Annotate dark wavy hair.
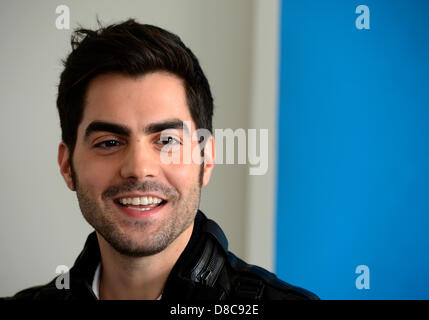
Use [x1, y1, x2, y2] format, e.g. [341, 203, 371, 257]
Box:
[56, 18, 214, 156]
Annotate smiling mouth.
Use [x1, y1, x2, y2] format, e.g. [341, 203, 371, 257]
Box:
[114, 196, 167, 211]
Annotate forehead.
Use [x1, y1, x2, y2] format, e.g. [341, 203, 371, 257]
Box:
[80, 71, 194, 132]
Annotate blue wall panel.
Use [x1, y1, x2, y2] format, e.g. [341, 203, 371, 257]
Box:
[276, 0, 429, 299]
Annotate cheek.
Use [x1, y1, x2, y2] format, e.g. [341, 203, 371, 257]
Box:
[74, 156, 117, 195]
[163, 163, 201, 189]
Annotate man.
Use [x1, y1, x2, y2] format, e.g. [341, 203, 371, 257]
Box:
[9, 19, 317, 300]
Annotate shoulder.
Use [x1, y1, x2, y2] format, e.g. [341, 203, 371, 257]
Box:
[198, 213, 319, 300]
[5, 279, 70, 300]
[224, 252, 319, 300]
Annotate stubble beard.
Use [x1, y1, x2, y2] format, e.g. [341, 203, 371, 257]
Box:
[70, 162, 203, 258]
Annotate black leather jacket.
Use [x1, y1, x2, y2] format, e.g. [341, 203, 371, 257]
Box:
[7, 211, 318, 300]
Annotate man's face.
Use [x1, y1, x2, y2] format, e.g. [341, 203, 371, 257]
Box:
[58, 71, 214, 257]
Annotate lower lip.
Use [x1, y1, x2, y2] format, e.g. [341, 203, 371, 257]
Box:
[114, 201, 166, 219]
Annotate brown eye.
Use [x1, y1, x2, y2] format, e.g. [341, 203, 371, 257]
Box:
[94, 140, 121, 149]
[157, 136, 181, 145]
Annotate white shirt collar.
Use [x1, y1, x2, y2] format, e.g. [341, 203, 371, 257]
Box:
[91, 262, 101, 299]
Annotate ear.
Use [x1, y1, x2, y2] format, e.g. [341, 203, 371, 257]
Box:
[201, 135, 215, 187]
[58, 142, 76, 191]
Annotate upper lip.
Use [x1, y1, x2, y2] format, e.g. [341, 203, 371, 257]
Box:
[113, 193, 167, 201]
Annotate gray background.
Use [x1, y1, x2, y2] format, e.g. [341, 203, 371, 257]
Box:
[0, 0, 278, 296]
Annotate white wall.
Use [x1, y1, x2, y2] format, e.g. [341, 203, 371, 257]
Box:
[245, 0, 279, 272]
[0, 0, 278, 296]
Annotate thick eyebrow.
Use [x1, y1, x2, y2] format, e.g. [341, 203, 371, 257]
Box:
[84, 119, 190, 142]
[84, 121, 131, 142]
[144, 119, 190, 136]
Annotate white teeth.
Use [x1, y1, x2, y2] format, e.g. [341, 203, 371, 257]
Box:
[118, 196, 163, 205]
[129, 207, 151, 211]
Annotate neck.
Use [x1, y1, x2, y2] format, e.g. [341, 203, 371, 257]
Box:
[96, 223, 194, 300]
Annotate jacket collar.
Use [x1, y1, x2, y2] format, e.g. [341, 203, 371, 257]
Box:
[68, 210, 228, 300]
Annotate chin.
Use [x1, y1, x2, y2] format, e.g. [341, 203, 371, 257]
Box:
[101, 224, 172, 257]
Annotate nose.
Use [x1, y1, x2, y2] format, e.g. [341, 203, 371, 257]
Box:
[120, 140, 159, 181]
